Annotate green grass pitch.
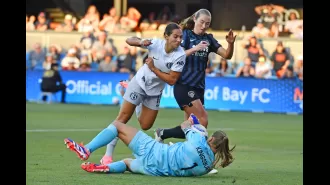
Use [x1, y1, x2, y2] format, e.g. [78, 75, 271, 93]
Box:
[26, 102, 302, 185]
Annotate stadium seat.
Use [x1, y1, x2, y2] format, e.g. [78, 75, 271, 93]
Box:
[90, 62, 99, 71]
[26, 52, 30, 61]
[59, 53, 66, 61]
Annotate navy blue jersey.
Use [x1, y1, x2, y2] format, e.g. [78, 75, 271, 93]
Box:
[177, 29, 222, 89]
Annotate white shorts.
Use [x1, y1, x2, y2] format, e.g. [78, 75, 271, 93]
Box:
[123, 77, 162, 110]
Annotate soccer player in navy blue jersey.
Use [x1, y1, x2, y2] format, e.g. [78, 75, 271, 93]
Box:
[154, 9, 237, 173]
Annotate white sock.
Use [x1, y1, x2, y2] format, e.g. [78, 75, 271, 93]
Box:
[135, 103, 142, 119]
[105, 137, 119, 157]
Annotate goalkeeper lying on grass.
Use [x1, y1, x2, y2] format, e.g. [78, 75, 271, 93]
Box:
[64, 114, 235, 176]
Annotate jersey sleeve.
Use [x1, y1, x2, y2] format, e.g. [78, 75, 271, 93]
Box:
[207, 33, 222, 53]
[183, 126, 205, 144]
[142, 38, 159, 50]
[170, 54, 186, 72]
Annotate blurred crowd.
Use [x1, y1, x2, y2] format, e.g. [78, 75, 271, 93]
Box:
[26, 5, 177, 33]
[26, 4, 303, 81]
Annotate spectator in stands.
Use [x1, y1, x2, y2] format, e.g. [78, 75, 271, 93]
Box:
[40, 63, 66, 103]
[26, 15, 35, 31]
[268, 22, 279, 38]
[78, 61, 91, 72]
[242, 36, 264, 65]
[81, 53, 91, 63]
[117, 45, 137, 73]
[35, 12, 50, 31]
[42, 53, 56, 70]
[71, 44, 82, 59]
[99, 7, 120, 33]
[255, 55, 272, 79]
[284, 12, 303, 39]
[157, 14, 171, 32]
[55, 14, 75, 32]
[76, 5, 100, 32]
[236, 57, 255, 78]
[61, 48, 80, 70]
[67, 62, 78, 71]
[119, 7, 141, 32]
[91, 31, 114, 63]
[294, 55, 303, 80]
[29, 15, 36, 24]
[157, 6, 173, 23]
[270, 41, 290, 79]
[139, 12, 158, 31]
[251, 19, 270, 38]
[79, 28, 95, 61]
[28, 43, 46, 69]
[98, 53, 117, 72]
[254, 4, 285, 29]
[48, 44, 62, 61]
[77, 19, 95, 33]
[215, 58, 233, 77]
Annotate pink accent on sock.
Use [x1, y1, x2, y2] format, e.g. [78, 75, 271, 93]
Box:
[100, 155, 113, 165]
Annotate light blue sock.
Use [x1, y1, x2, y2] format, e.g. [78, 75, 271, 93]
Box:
[108, 160, 127, 173]
[85, 124, 118, 153]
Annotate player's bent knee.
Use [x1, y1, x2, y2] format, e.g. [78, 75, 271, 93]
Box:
[140, 123, 153, 130]
[199, 116, 208, 128]
[116, 111, 133, 123]
[122, 158, 133, 164]
[122, 158, 133, 172]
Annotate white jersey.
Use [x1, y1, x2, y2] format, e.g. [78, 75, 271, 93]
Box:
[135, 38, 186, 96]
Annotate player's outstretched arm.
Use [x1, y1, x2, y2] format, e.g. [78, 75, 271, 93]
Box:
[216, 29, 236, 59]
[126, 36, 152, 48]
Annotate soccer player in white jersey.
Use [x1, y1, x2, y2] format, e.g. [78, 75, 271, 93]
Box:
[64, 114, 235, 177]
[64, 22, 186, 165]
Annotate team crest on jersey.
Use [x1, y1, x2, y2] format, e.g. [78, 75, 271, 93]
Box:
[130, 92, 138, 100]
[188, 91, 195, 98]
[166, 62, 174, 69]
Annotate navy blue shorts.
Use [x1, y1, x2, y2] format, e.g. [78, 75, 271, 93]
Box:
[173, 83, 204, 110]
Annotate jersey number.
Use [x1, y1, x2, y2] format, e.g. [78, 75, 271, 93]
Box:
[180, 162, 198, 170]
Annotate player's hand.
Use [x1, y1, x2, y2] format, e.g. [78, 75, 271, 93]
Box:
[226, 29, 237, 44]
[194, 41, 209, 52]
[145, 57, 156, 71]
[140, 39, 152, 47]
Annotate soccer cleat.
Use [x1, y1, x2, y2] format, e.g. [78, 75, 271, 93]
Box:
[81, 162, 110, 173]
[64, 138, 90, 160]
[208, 168, 218, 174]
[119, 80, 129, 88]
[100, 155, 113, 165]
[154, 128, 164, 143]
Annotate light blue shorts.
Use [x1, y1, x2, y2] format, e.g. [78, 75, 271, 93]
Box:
[128, 131, 168, 176]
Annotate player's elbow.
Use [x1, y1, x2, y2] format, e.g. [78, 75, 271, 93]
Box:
[167, 77, 178, 86]
[125, 37, 135, 46]
[224, 54, 233, 60]
[125, 38, 131, 45]
[167, 80, 176, 86]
